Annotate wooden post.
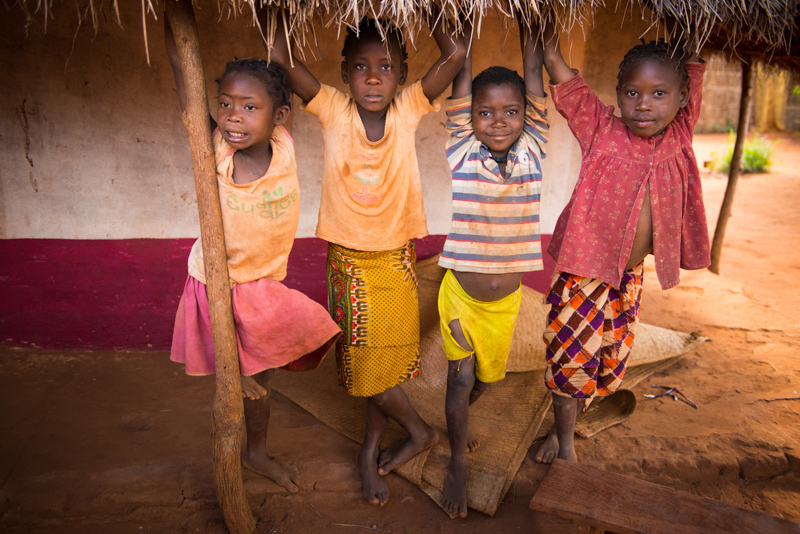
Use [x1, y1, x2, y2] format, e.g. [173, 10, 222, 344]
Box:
[709, 59, 755, 275]
[164, 1, 256, 532]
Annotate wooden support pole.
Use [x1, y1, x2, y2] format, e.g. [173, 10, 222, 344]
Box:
[164, 1, 256, 532]
[709, 59, 755, 275]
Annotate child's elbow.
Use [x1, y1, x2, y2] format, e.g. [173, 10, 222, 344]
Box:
[448, 42, 468, 68]
[271, 53, 291, 70]
[543, 47, 565, 69]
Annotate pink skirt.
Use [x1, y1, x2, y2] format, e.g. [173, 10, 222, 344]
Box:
[171, 276, 341, 376]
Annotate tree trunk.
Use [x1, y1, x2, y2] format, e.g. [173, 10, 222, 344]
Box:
[709, 59, 755, 275]
[164, 1, 256, 532]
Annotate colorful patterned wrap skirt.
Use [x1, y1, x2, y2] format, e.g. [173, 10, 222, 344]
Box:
[543, 263, 644, 399]
[327, 241, 421, 397]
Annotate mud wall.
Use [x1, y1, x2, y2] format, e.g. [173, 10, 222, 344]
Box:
[1, 3, 661, 240]
[1, 4, 671, 350]
[695, 55, 745, 133]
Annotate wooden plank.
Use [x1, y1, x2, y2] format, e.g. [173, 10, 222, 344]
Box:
[528, 509, 583, 534]
[531, 459, 800, 534]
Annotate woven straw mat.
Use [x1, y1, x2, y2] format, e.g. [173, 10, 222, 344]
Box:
[273, 255, 707, 516]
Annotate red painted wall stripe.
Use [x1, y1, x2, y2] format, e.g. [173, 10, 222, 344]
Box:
[0, 235, 553, 350]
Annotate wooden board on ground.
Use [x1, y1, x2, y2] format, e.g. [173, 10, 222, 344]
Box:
[530, 459, 800, 534]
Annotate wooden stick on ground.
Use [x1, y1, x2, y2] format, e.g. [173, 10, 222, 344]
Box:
[709, 58, 755, 274]
[531, 459, 800, 534]
[164, 0, 256, 532]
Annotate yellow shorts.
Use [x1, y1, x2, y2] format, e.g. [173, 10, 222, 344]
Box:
[437, 269, 522, 383]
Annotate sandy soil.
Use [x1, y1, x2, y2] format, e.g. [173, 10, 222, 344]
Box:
[1, 133, 799, 533]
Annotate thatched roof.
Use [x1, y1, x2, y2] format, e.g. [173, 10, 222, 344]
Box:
[13, 0, 800, 67]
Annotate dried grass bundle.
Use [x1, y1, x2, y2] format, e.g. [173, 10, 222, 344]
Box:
[628, 0, 800, 59]
[251, 0, 601, 62]
[10, 0, 800, 66]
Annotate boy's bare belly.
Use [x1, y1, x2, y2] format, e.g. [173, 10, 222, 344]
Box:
[453, 271, 523, 302]
[627, 185, 654, 270]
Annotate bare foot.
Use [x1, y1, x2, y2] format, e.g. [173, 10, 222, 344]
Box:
[442, 455, 468, 518]
[534, 427, 560, 464]
[241, 375, 267, 400]
[241, 449, 299, 493]
[356, 449, 389, 506]
[465, 426, 479, 453]
[558, 442, 578, 462]
[377, 426, 438, 475]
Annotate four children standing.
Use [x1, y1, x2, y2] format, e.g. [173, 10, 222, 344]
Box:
[168, 7, 710, 518]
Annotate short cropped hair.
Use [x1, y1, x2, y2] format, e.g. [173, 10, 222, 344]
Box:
[216, 58, 292, 110]
[472, 66, 526, 103]
[617, 39, 690, 86]
[341, 18, 408, 62]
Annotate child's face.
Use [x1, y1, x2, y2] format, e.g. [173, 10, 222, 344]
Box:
[341, 35, 408, 116]
[217, 73, 288, 151]
[472, 83, 525, 158]
[616, 60, 689, 138]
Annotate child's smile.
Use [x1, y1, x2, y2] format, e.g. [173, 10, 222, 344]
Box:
[616, 60, 689, 138]
[217, 73, 278, 152]
[341, 36, 408, 121]
[472, 84, 525, 160]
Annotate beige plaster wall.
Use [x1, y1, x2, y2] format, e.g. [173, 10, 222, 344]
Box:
[1, 3, 658, 240]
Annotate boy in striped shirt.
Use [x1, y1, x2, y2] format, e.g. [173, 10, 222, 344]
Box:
[437, 20, 549, 518]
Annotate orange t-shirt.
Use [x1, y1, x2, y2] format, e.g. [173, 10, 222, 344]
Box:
[188, 126, 299, 285]
[302, 81, 440, 251]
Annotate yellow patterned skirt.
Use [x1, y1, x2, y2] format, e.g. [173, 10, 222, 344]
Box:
[327, 241, 421, 397]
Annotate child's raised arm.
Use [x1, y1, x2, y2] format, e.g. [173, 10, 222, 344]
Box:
[665, 16, 701, 64]
[450, 20, 472, 99]
[258, 7, 321, 105]
[421, 11, 468, 103]
[520, 18, 545, 97]
[684, 32, 701, 63]
[542, 22, 576, 86]
[684, 34, 702, 65]
[165, 13, 217, 131]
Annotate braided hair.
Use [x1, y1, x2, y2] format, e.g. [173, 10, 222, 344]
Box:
[341, 18, 408, 62]
[617, 39, 689, 87]
[472, 66, 526, 104]
[216, 58, 292, 110]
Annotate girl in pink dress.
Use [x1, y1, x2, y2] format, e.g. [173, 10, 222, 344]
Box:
[165, 19, 340, 493]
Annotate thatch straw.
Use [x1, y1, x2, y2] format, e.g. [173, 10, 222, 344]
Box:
[11, 0, 800, 67]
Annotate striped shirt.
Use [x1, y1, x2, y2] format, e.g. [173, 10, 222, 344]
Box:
[438, 91, 549, 274]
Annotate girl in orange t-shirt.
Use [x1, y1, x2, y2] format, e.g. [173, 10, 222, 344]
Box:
[264, 7, 467, 506]
[164, 17, 340, 493]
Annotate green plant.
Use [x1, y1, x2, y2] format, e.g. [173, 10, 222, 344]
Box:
[711, 131, 774, 174]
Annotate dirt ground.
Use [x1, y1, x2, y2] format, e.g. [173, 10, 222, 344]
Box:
[1, 133, 799, 533]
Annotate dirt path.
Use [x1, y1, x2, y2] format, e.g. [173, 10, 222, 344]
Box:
[1, 133, 799, 533]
